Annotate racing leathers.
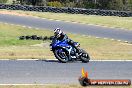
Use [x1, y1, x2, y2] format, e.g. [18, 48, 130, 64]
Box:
[52, 33, 80, 53]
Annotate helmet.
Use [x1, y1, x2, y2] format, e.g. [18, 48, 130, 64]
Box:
[54, 28, 62, 38]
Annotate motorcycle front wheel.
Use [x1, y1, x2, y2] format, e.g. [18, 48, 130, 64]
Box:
[54, 48, 69, 63]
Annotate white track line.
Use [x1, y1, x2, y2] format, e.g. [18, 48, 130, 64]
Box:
[124, 41, 128, 43]
[17, 59, 39, 61]
[0, 59, 10, 60]
[22, 26, 26, 28]
[90, 60, 132, 61]
[96, 37, 100, 39]
[35, 28, 39, 30]
[117, 40, 121, 42]
[28, 26, 32, 29]
[103, 38, 108, 39]
[111, 39, 115, 41]
[0, 59, 132, 61]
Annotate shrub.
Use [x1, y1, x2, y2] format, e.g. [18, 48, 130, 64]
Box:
[47, 1, 62, 8]
[0, 0, 8, 3]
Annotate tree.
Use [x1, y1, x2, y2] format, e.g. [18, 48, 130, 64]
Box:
[16, 0, 47, 6]
[127, 0, 132, 10]
[0, 0, 8, 3]
[33, 0, 47, 6]
[47, 1, 62, 7]
[30, 0, 37, 5]
[108, 0, 124, 10]
[16, 0, 27, 5]
[97, 0, 110, 9]
[64, 0, 76, 7]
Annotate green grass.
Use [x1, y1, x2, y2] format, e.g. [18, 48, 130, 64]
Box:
[2, 10, 132, 30]
[0, 23, 54, 59]
[0, 23, 52, 46]
[0, 23, 132, 60]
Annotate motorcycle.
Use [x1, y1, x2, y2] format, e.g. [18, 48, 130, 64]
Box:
[50, 38, 90, 63]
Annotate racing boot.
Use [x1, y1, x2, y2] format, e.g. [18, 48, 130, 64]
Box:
[74, 43, 82, 54]
[74, 45, 82, 59]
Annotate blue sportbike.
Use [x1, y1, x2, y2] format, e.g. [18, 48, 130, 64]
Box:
[50, 38, 90, 63]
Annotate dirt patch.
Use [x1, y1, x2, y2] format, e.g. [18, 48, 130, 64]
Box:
[30, 42, 50, 48]
[120, 42, 132, 46]
[0, 10, 32, 17]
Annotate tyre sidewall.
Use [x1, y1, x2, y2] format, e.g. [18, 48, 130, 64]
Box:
[80, 49, 90, 63]
[54, 48, 69, 63]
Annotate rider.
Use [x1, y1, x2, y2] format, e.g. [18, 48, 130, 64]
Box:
[53, 28, 81, 53]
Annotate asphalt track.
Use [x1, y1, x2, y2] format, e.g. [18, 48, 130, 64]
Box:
[0, 60, 132, 84]
[0, 14, 132, 42]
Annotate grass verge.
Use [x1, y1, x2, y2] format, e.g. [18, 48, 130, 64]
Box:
[0, 85, 131, 88]
[0, 9, 132, 30]
[0, 23, 132, 60]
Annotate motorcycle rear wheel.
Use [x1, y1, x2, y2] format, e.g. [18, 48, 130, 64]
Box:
[79, 49, 90, 63]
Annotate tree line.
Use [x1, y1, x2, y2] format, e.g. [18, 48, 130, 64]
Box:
[0, 0, 132, 11]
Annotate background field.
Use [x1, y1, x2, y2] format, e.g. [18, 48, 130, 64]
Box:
[0, 23, 132, 60]
[0, 10, 132, 30]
